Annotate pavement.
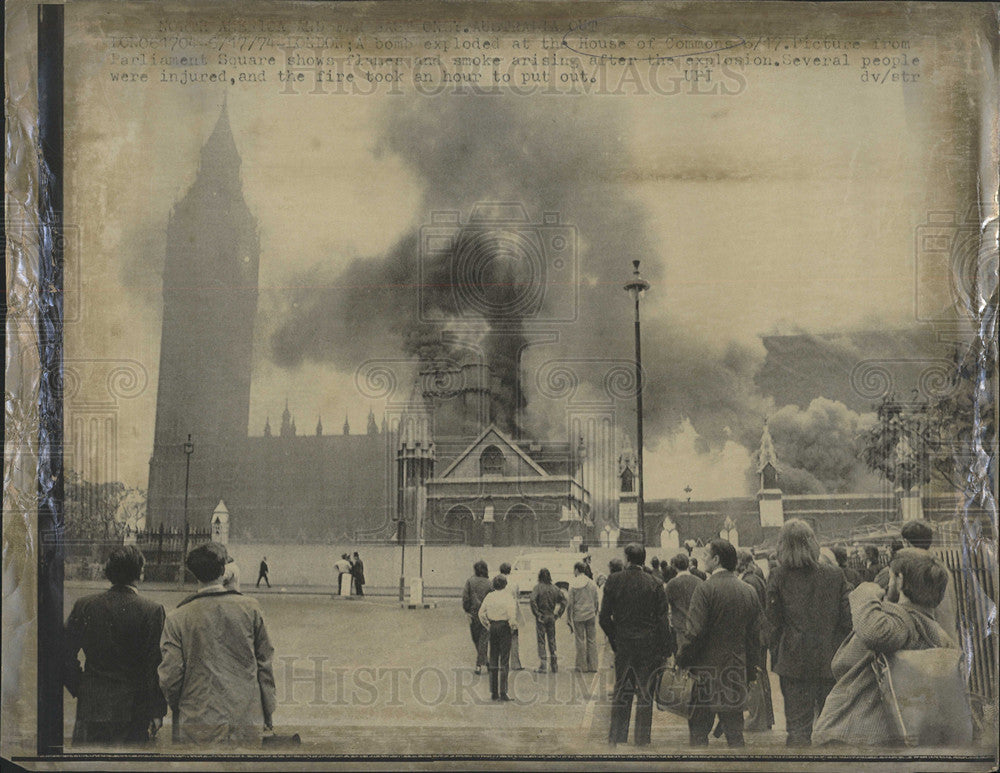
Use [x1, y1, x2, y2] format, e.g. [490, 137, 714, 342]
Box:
[52, 582, 995, 762]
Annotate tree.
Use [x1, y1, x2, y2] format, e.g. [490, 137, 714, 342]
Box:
[64, 472, 147, 541]
[924, 338, 997, 496]
[859, 394, 934, 492]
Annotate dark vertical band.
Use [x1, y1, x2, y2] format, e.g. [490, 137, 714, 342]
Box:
[37, 2, 65, 756]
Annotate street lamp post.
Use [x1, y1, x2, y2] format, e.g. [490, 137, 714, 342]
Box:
[624, 260, 650, 545]
[181, 434, 193, 582]
[397, 518, 407, 602]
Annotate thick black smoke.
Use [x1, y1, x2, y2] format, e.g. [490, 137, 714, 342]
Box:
[270, 94, 877, 492]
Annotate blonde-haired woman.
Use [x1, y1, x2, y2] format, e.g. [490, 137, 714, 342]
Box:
[766, 519, 852, 747]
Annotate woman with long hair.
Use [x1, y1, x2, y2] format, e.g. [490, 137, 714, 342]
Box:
[767, 519, 852, 747]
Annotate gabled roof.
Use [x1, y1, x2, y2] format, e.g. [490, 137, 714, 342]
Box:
[437, 424, 548, 479]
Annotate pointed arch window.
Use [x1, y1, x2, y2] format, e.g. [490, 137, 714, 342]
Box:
[621, 467, 635, 493]
[480, 445, 505, 477]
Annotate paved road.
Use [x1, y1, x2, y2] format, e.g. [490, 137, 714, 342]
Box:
[59, 584, 808, 756]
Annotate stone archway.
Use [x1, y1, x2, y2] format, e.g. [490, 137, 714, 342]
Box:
[502, 504, 537, 546]
[444, 505, 475, 545]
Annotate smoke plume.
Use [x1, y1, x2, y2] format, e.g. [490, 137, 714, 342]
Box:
[270, 94, 880, 493]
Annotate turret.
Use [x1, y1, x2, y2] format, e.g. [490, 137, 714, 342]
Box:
[757, 419, 784, 528]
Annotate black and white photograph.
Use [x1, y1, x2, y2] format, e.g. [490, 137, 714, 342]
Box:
[3, 1, 998, 769]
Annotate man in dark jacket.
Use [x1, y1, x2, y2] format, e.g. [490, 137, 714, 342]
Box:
[677, 539, 762, 748]
[256, 556, 270, 588]
[351, 552, 365, 596]
[599, 543, 672, 747]
[529, 568, 566, 673]
[737, 549, 773, 733]
[64, 545, 167, 745]
[833, 545, 863, 589]
[767, 519, 852, 747]
[665, 553, 702, 643]
[462, 560, 493, 674]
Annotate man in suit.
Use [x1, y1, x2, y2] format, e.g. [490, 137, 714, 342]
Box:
[689, 558, 708, 581]
[677, 538, 762, 748]
[351, 551, 365, 596]
[599, 543, 672, 747]
[738, 549, 773, 733]
[665, 553, 702, 644]
[256, 556, 270, 588]
[64, 545, 167, 745]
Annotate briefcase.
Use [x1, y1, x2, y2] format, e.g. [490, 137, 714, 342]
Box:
[655, 663, 695, 718]
[872, 648, 973, 747]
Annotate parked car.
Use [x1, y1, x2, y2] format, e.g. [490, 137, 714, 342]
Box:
[508, 551, 583, 597]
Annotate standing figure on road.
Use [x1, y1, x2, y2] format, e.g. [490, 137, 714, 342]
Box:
[478, 574, 518, 701]
[63, 545, 167, 746]
[256, 556, 270, 588]
[159, 542, 276, 746]
[462, 560, 492, 674]
[738, 549, 773, 733]
[567, 561, 600, 672]
[599, 543, 672, 747]
[334, 553, 353, 595]
[529, 568, 566, 673]
[767, 519, 851, 748]
[677, 538, 762, 748]
[351, 551, 366, 596]
[499, 563, 525, 670]
[665, 553, 702, 647]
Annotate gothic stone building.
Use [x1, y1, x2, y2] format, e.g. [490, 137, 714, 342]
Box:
[146, 107, 591, 546]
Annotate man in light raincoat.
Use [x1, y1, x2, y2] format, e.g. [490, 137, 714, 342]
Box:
[159, 542, 276, 746]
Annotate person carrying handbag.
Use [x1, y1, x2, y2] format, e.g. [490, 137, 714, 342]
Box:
[813, 548, 970, 748]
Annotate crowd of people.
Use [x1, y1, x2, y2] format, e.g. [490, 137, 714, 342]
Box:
[460, 518, 969, 751]
[63, 517, 968, 751]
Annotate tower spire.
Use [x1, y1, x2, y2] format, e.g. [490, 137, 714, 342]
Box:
[757, 418, 779, 472]
[280, 399, 295, 437]
[758, 418, 780, 490]
[343, 412, 351, 436]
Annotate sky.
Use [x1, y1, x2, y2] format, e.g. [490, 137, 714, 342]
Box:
[60, 2, 990, 499]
